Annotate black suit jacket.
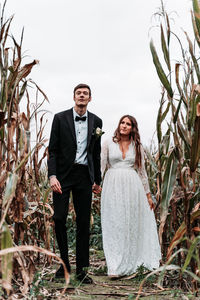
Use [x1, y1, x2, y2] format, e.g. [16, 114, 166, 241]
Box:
[47, 108, 102, 185]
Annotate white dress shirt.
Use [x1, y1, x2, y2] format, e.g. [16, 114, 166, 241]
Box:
[73, 108, 88, 165]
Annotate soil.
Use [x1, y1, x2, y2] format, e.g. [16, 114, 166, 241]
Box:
[36, 250, 199, 300]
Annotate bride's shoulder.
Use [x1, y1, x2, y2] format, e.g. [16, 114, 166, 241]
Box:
[103, 137, 113, 144]
[102, 137, 116, 149]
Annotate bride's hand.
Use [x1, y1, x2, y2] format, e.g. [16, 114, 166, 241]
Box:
[146, 193, 154, 210]
[92, 183, 102, 194]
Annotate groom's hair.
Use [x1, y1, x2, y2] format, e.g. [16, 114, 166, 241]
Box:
[73, 83, 91, 97]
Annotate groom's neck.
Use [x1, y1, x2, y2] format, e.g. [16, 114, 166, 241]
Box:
[74, 105, 87, 116]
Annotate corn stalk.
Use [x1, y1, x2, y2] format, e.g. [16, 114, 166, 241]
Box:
[148, 0, 200, 292]
[0, 1, 60, 296]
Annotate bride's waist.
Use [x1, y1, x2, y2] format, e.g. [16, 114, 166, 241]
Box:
[109, 166, 135, 170]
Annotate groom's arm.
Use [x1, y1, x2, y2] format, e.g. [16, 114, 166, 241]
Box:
[48, 114, 59, 178]
[92, 117, 103, 186]
[48, 114, 63, 194]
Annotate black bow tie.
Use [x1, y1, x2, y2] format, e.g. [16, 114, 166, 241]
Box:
[75, 116, 87, 122]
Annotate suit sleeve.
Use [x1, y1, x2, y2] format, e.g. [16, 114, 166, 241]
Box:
[47, 114, 59, 178]
[93, 118, 103, 185]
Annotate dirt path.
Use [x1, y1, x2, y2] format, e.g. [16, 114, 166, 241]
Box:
[45, 272, 192, 300]
[38, 250, 198, 300]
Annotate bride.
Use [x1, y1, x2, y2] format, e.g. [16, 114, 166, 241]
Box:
[101, 115, 161, 276]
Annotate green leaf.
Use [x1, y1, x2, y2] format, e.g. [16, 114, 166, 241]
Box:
[1, 222, 13, 294]
[161, 101, 171, 123]
[173, 97, 182, 124]
[186, 32, 200, 83]
[2, 172, 18, 208]
[18, 81, 27, 103]
[166, 13, 171, 46]
[0, 127, 4, 141]
[193, 0, 200, 38]
[161, 24, 171, 71]
[177, 121, 191, 158]
[156, 96, 170, 144]
[191, 11, 200, 48]
[188, 94, 199, 130]
[162, 128, 171, 155]
[14, 142, 38, 173]
[156, 101, 163, 144]
[182, 236, 200, 272]
[150, 39, 173, 98]
[184, 269, 200, 283]
[161, 149, 178, 213]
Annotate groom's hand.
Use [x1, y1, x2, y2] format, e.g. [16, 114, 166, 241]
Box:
[50, 176, 62, 194]
[92, 183, 102, 194]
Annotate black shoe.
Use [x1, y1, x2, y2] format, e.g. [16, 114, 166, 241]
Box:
[55, 265, 65, 278]
[76, 271, 93, 284]
[55, 264, 71, 279]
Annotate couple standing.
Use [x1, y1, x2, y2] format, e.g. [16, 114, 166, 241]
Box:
[48, 83, 161, 283]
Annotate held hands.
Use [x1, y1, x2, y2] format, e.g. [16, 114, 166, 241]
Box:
[146, 193, 154, 210]
[92, 183, 102, 194]
[50, 176, 62, 194]
[50, 177, 101, 195]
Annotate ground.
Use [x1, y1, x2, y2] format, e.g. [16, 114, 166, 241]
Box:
[30, 249, 199, 300]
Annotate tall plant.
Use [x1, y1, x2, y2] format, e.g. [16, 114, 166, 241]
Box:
[0, 1, 69, 296]
[148, 0, 200, 291]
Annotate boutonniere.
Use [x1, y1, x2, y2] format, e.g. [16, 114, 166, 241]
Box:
[93, 127, 105, 138]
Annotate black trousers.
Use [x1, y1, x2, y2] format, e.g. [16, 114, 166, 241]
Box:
[53, 164, 92, 273]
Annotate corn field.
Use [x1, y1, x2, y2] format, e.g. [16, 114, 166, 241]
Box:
[0, 1, 70, 298]
[0, 0, 200, 298]
[143, 0, 200, 294]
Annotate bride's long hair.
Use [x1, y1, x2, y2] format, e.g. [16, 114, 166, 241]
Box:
[113, 115, 142, 168]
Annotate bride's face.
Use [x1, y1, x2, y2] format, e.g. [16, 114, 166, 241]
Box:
[119, 117, 132, 136]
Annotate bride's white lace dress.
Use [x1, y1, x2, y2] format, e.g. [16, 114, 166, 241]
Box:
[101, 139, 161, 276]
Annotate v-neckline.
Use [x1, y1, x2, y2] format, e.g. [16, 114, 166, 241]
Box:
[118, 142, 131, 160]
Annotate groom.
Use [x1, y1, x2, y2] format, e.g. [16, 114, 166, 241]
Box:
[48, 83, 102, 283]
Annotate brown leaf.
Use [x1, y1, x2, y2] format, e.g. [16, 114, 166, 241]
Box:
[194, 83, 200, 93]
[197, 103, 200, 116]
[7, 118, 17, 151]
[0, 171, 7, 188]
[0, 111, 5, 128]
[192, 227, 200, 232]
[29, 79, 49, 102]
[13, 58, 21, 71]
[21, 112, 29, 131]
[19, 60, 39, 80]
[0, 245, 70, 296]
[14, 252, 30, 295]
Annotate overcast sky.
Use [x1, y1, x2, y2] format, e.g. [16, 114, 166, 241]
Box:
[3, 0, 193, 147]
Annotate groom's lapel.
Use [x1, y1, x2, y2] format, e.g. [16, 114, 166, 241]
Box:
[87, 111, 94, 147]
[66, 108, 76, 144]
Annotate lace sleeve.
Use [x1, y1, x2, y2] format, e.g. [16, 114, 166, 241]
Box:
[135, 145, 150, 194]
[101, 139, 109, 177]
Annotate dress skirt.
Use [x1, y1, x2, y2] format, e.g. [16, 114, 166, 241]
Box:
[101, 167, 161, 276]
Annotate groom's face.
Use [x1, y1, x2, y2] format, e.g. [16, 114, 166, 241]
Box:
[74, 88, 91, 107]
